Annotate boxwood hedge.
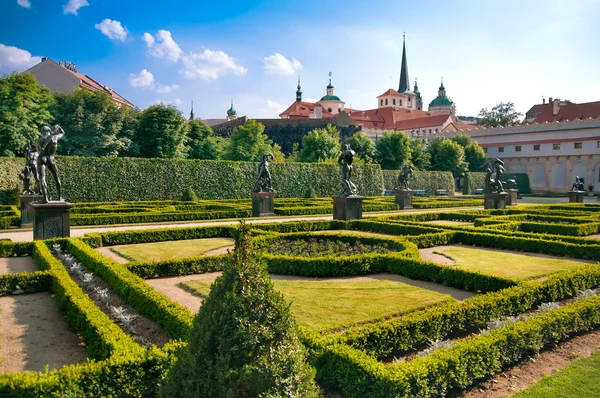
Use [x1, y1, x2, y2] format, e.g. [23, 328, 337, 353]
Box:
[382, 170, 455, 194]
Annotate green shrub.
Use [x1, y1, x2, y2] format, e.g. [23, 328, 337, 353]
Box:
[0, 271, 52, 296]
[382, 170, 455, 194]
[181, 187, 198, 201]
[160, 223, 320, 397]
[305, 186, 317, 198]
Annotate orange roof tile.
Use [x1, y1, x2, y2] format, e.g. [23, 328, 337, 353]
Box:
[525, 100, 600, 123]
[70, 70, 134, 107]
[377, 88, 404, 98]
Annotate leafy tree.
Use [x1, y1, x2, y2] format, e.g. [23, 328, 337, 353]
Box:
[344, 131, 376, 163]
[297, 124, 341, 163]
[52, 89, 134, 157]
[116, 106, 140, 157]
[375, 130, 412, 170]
[134, 104, 189, 158]
[186, 120, 223, 160]
[478, 102, 523, 128]
[451, 133, 488, 172]
[224, 120, 284, 162]
[0, 73, 54, 156]
[427, 137, 468, 178]
[409, 137, 430, 170]
[160, 222, 320, 397]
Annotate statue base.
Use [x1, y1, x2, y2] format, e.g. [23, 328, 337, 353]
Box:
[19, 194, 44, 228]
[30, 201, 73, 240]
[332, 195, 364, 221]
[393, 189, 413, 210]
[506, 189, 518, 206]
[484, 192, 508, 210]
[252, 192, 275, 217]
[568, 190, 585, 203]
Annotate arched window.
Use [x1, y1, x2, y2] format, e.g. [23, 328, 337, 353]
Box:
[385, 98, 388, 105]
[380, 99, 383, 106]
[393, 99, 396, 105]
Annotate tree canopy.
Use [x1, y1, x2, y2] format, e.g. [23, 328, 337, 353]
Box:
[344, 131, 376, 164]
[451, 133, 488, 172]
[0, 73, 54, 156]
[409, 137, 430, 170]
[427, 136, 468, 178]
[375, 130, 412, 170]
[134, 104, 189, 158]
[297, 124, 341, 163]
[478, 102, 523, 128]
[224, 119, 283, 162]
[186, 120, 223, 160]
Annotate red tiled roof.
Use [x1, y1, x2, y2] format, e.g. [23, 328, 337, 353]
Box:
[377, 88, 404, 98]
[525, 100, 600, 123]
[279, 101, 334, 118]
[394, 114, 452, 130]
[347, 107, 433, 130]
[71, 71, 134, 108]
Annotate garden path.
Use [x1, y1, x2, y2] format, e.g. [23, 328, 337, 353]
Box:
[0, 256, 38, 274]
[146, 273, 221, 313]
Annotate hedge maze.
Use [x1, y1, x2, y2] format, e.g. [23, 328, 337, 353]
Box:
[1, 204, 600, 396]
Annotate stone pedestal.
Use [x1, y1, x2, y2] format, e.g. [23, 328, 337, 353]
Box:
[332, 195, 364, 221]
[394, 189, 413, 210]
[484, 192, 508, 210]
[252, 192, 275, 217]
[19, 194, 43, 228]
[506, 189, 518, 206]
[30, 201, 73, 240]
[568, 191, 585, 203]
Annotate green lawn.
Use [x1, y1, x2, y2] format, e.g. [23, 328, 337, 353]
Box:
[182, 275, 454, 331]
[512, 348, 600, 398]
[424, 220, 475, 228]
[432, 246, 589, 280]
[109, 238, 234, 262]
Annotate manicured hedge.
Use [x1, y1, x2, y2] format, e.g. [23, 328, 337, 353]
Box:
[0, 156, 385, 204]
[127, 254, 232, 279]
[382, 170, 455, 194]
[0, 271, 52, 296]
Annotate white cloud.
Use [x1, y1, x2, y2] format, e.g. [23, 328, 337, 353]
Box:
[95, 19, 128, 41]
[63, 0, 89, 15]
[263, 53, 302, 76]
[0, 43, 41, 71]
[181, 49, 247, 80]
[129, 69, 155, 88]
[156, 84, 179, 94]
[256, 100, 286, 117]
[17, 0, 31, 8]
[174, 98, 183, 106]
[142, 30, 182, 61]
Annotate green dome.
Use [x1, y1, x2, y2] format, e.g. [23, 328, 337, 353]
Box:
[429, 96, 453, 107]
[227, 105, 236, 116]
[326, 83, 334, 89]
[320, 95, 341, 101]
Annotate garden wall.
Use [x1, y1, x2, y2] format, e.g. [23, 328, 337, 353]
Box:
[382, 170, 455, 195]
[0, 157, 384, 203]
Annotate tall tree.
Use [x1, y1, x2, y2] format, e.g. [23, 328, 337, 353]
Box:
[187, 119, 223, 160]
[224, 119, 283, 162]
[375, 130, 412, 170]
[0, 73, 54, 156]
[52, 89, 134, 157]
[478, 102, 523, 128]
[297, 124, 341, 163]
[427, 137, 468, 178]
[116, 106, 141, 157]
[344, 131, 376, 163]
[451, 133, 488, 172]
[409, 137, 430, 170]
[134, 104, 189, 158]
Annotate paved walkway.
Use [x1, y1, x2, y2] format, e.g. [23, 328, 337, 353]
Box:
[0, 206, 483, 242]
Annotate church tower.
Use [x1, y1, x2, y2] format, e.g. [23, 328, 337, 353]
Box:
[296, 77, 302, 102]
[413, 78, 422, 111]
[226, 99, 237, 121]
[398, 33, 409, 93]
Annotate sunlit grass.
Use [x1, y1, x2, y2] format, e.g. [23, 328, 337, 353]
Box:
[109, 238, 233, 262]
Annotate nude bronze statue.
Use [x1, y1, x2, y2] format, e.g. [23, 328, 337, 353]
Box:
[253, 154, 275, 193]
[338, 144, 358, 196]
[19, 143, 40, 195]
[397, 163, 413, 190]
[36, 125, 65, 203]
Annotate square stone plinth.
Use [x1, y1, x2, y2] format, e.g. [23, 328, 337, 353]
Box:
[484, 192, 508, 210]
[252, 192, 275, 217]
[19, 194, 44, 228]
[30, 201, 73, 240]
[568, 191, 584, 203]
[332, 195, 364, 221]
[506, 189, 518, 206]
[393, 189, 413, 210]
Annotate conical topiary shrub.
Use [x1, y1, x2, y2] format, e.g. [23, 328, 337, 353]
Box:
[181, 186, 198, 201]
[160, 221, 320, 397]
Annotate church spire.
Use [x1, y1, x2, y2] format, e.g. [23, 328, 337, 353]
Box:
[296, 76, 302, 102]
[189, 101, 194, 120]
[398, 32, 409, 93]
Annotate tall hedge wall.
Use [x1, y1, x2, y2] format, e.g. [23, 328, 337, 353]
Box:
[0, 157, 384, 203]
[463, 172, 532, 194]
[382, 170, 455, 195]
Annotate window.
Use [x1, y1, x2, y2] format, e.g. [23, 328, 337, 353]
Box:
[400, 100, 403, 106]
[483, 147, 488, 153]
[515, 145, 522, 152]
[498, 146, 505, 153]
[574, 142, 583, 149]
[435, 128, 439, 133]
[553, 143, 561, 150]
[380, 99, 383, 106]
[533, 144, 541, 151]
[597, 141, 600, 148]
[327, 107, 332, 113]
[393, 99, 396, 105]
[385, 98, 388, 105]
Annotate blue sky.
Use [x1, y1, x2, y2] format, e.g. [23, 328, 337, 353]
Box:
[1, 0, 599, 119]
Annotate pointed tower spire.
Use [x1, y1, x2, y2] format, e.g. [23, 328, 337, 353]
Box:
[189, 101, 195, 120]
[398, 32, 409, 93]
[296, 76, 302, 102]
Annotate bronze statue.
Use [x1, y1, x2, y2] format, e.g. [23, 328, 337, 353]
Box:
[485, 158, 506, 194]
[572, 176, 585, 192]
[338, 144, 358, 196]
[18, 143, 40, 195]
[397, 163, 413, 190]
[36, 125, 65, 203]
[253, 154, 275, 193]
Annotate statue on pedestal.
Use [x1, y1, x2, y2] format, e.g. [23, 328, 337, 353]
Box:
[572, 176, 585, 192]
[36, 125, 65, 203]
[19, 143, 40, 195]
[485, 158, 506, 194]
[338, 144, 358, 196]
[253, 154, 275, 193]
[397, 163, 413, 190]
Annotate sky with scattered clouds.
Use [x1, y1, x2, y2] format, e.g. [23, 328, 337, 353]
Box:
[1, 0, 599, 119]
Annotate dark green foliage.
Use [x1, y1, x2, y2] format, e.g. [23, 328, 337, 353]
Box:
[160, 223, 320, 397]
[128, 254, 232, 279]
[305, 186, 317, 198]
[186, 120, 223, 160]
[298, 124, 341, 163]
[427, 137, 468, 178]
[0, 73, 54, 157]
[181, 187, 198, 201]
[409, 137, 430, 170]
[0, 270, 52, 296]
[134, 104, 189, 158]
[375, 130, 411, 170]
[224, 119, 284, 162]
[478, 102, 522, 128]
[382, 170, 455, 194]
[344, 131, 376, 163]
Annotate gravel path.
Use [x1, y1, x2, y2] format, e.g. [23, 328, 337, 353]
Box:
[0, 256, 38, 275]
[95, 247, 130, 264]
[146, 273, 222, 313]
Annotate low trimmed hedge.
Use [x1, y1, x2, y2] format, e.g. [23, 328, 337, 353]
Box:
[127, 254, 232, 279]
[382, 170, 455, 194]
[0, 271, 52, 296]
